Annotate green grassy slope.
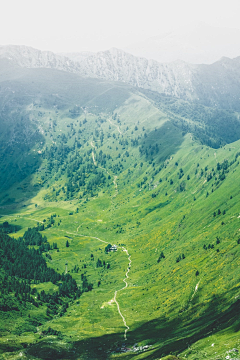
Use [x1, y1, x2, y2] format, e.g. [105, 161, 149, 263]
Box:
[0, 65, 240, 360]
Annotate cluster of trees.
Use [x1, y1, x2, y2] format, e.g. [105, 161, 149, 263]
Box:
[22, 227, 48, 246]
[213, 209, 226, 217]
[119, 138, 129, 147]
[81, 274, 93, 292]
[0, 270, 71, 318]
[0, 232, 60, 283]
[203, 244, 215, 250]
[0, 111, 42, 192]
[111, 162, 124, 174]
[43, 143, 113, 200]
[105, 244, 112, 253]
[0, 230, 97, 323]
[139, 143, 160, 159]
[0, 274, 36, 311]
[137, 176, 148, 189]
[0, 221, 21, 233]
[21, 227, 58, 253]
[203, 236, 220, 250]
[0, 230, 94, 313]
[94, 149, 111, 167]
[42, 327, 63, 339]
[196, 156, 239, 194]
[177, 168, 184, 179]
[96, 258, 110, 269]
[176, 253, 185, 263]
[71, 265, 80, 273]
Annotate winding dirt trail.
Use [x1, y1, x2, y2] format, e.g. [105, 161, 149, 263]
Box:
[112, 175, 118, 196]
[59, 229, 109, 244]
[64, 264, 68, 275]
[76, 223, 86, 232]
[108, 118, 122, 135]
[89, 141, 131, 339]
[112, 247, 131, 340]
[191, 280, 200, 301]
[60, 228, 131, 338]
[90, 141, 97, 166]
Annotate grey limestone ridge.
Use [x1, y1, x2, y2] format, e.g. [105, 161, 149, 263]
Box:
[0, 45, 81, 73]
[1, 45, 240, 110]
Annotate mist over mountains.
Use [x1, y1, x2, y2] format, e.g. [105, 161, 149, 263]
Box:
[124, 22, 240, 64]
[1, 41, 240, 111]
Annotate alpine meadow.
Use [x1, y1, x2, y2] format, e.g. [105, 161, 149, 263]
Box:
[0, 45, 240, 360]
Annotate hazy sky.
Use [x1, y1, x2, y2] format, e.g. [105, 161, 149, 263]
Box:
[1, 0, 240, 53]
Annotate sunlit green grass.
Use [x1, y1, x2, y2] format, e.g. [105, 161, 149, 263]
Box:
[0, 94, 240, 359]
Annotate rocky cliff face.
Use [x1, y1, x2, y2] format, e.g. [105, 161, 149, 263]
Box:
[77, 48, 240, 109]
[1, 45, 240, 110]
[0, 45, 81, 73]
[76, 48, 197, 98]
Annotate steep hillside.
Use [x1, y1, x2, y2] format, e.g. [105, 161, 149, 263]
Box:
[0, 59, 131, 194]
[0, 62, 240, 360]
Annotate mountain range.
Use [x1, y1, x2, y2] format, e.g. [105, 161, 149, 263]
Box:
[1, 44, 240, 111]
